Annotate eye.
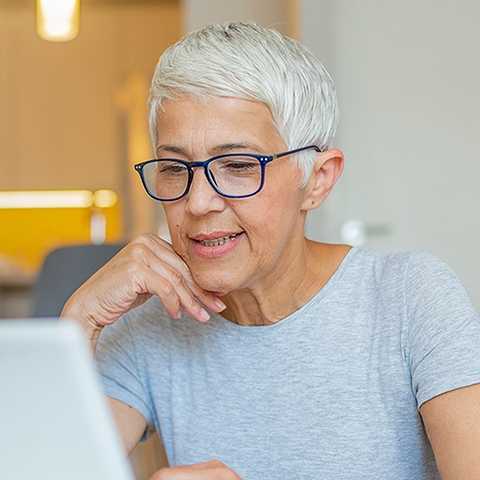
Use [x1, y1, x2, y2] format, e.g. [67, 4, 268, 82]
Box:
[223, 161, 257, 170]
[158, 164, 186, 174]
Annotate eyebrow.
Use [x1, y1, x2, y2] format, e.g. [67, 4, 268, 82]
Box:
[155, 142, 266, 157]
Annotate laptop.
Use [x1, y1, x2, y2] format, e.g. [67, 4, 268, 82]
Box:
[0, 319, 134, 480]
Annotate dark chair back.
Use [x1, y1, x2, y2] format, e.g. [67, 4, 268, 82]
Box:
[31, 243, 124, 317]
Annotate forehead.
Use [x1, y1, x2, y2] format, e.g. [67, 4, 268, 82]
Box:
[155, 95, 286, 152]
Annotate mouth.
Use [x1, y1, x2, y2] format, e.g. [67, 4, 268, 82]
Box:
[195, 232, 243, 247]
[189, 231, 245, 258]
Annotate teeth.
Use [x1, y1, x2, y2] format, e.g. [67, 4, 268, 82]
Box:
[199, 233, 240, 247]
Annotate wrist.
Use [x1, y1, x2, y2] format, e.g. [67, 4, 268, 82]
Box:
[60, 297, 104, 348]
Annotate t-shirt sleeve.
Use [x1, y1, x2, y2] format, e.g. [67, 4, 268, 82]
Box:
[405, 250, 480, 410]
[94, 312, 154, 441]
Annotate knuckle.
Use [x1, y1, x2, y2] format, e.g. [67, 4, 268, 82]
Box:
[186, 296, 200, 311]
[162, 281, 175, 297]
[126, 261, 143, 278]
[133, 233, 152, 244]
[170, 269, 183, 285]
[184, 277, 198, 290]
[172, 294, 180, 308]
[136, 232, 165, 249]
[129, 243, 148, 261]
[145, 232, 161, 243]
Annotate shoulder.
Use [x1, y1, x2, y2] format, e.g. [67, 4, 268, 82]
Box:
[400, 249, 474, 313]
[344, 246, 469, 308]
[344, 245, 411, 288]
[351, 245, 454, 284]
[390, 249, 477, 346]
[403, 249, 461, 289]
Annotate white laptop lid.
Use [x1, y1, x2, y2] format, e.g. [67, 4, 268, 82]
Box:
[0, 319, 134, 480]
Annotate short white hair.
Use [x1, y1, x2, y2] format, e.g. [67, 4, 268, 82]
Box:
[148, 21, 339, 185]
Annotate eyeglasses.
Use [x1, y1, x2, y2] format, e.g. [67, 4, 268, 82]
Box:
[134, 145, 323, 202]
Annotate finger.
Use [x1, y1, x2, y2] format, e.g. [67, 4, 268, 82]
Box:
[165, 460, 221, 471]
[138, 266, 182, 320]
[155, 464, 237, 480]
[134, 234, 191, 277]
[136, 235, 227, 312]
[150, 263, 211, 323]
[185, 460, 232, 471]
[165, 270, 212, 323]
[149, 257, 222, 316]
[138, 248, 213, 322]
[176, 459, 240, 477]
[183, 277, 227, 313]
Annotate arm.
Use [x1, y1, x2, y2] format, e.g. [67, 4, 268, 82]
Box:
[108, 397, 148, 455]
[59, 234, 226, 452]
[61, 299, 148, 453]
[420, 383, 480, 480]
[404, 252, 480, 477]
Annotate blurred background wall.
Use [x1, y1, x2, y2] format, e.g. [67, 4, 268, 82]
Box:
[301, 0, 479, 309]
[184, 0, 292, 34]
[0, 0, 181, 318]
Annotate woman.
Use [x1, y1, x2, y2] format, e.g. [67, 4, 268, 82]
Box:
[62, 22, 480, 480]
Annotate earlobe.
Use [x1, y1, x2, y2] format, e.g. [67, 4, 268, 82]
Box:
[300, 149, 344, 212]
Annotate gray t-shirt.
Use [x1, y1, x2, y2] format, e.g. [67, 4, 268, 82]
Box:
[95, 245, 480, 479]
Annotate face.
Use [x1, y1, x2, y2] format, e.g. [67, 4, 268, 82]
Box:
[155, 95, 308, 294]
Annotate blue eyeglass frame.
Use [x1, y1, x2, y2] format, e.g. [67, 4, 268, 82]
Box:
[134, 144, 324, 202]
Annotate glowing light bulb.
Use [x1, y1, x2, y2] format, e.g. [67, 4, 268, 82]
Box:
[36, 0, 80, 42]
[93, 190, 118, 209]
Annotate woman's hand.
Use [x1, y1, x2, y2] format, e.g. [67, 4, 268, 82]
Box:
[60, 234, 226, 341]
[150, 460, 241, 480]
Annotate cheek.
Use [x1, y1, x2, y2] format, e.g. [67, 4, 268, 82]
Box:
[241, 185, 298, 251]
[259, 166, 303, 224]
[163, 205, 186, 249]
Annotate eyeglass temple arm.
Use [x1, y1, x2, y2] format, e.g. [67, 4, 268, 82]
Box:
[272, 145, 323, 160]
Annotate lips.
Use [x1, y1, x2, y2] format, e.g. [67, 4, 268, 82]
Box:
[197, 233, 242, 247]
[189, 230, 246, 258]
[190, 230, 244, 241]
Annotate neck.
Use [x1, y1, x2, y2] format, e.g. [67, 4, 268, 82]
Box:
[220, 239, 344, 327]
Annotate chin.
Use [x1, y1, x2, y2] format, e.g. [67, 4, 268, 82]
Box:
[190, 269, 240, 295]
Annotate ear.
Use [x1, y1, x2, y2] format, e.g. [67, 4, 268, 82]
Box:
[300, 148, 344, 212]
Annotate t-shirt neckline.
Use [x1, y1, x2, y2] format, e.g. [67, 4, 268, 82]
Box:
[210, 244, 361, 334]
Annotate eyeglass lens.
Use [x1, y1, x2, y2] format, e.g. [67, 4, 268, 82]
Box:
[142, 156, 263, 199]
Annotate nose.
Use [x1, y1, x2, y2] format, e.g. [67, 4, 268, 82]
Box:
[184, 167, 226, 217]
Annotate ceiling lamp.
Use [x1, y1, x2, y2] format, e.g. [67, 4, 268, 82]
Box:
[36, 0, 80, 42]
